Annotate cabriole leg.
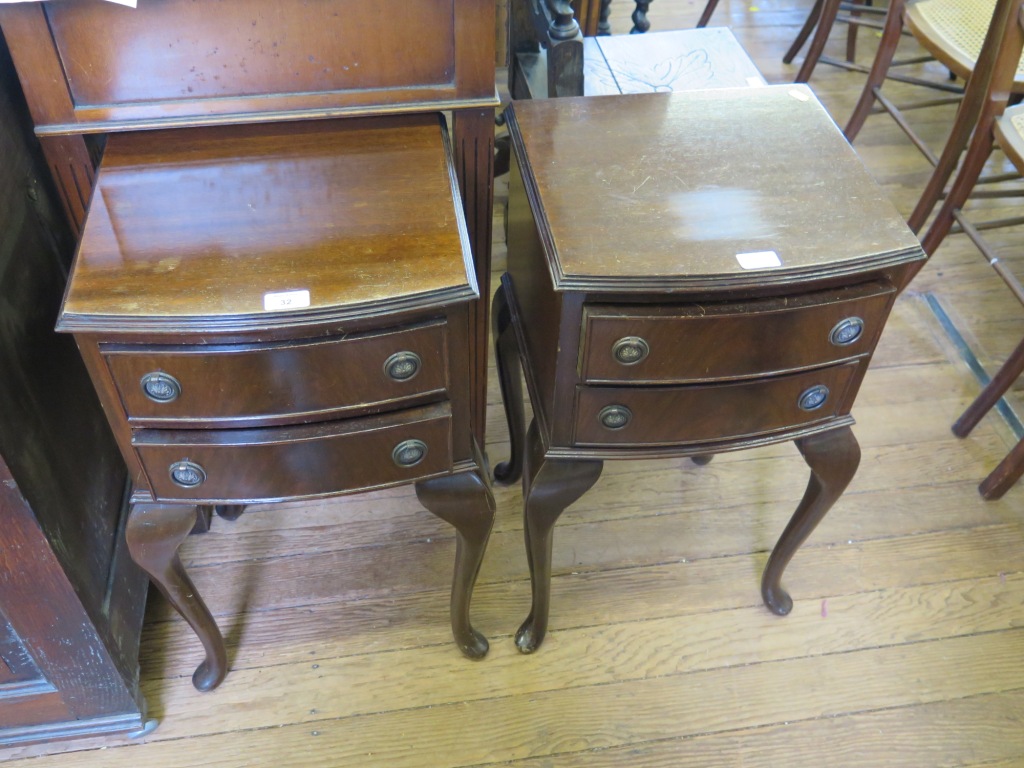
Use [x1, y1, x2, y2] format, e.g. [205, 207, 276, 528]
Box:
[762, 426, 860, 615]
[125, 502, 227, 691]
[416, 457, 496, 659]
[492, 282, 526, 485]
[516, 420, 603, 653]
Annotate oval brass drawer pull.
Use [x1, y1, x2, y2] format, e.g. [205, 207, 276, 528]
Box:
[392, 439, 429, 467]
[384, 351, 422, 381]
[598, 404, 633, 430]
[169, 460, 206, 488]
[141, 372, 181, 403]
[829, 317, 864, 346]
[612, 336, 650, 365]
[797, 385, 830, 411]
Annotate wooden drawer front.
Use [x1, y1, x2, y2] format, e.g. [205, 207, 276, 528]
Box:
[573, 362, 861, 447]
[105, 322, 448, 426]
[134, 404, 452, 503]
[580, 283, 894, 384]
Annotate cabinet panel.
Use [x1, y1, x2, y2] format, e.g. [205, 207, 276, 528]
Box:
[0, 37, 144, 744]
[47, 0, 456, 106]
[0, 616, 47, 691]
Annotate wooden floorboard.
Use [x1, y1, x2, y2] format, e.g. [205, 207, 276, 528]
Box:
[4, 1, 1024, 765]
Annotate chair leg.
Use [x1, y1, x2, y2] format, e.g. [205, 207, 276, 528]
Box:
[920, 128, 995, 255]
[784, 0, 825, 63]
[907, 107, 977, 233]
[844, 0, 905, 140]
[630, 0, 652, 33]
[979, 436, 1024, 499]
[953, 334, 1024, 439]
[845, 0, 869, 62]
[696, 0, 721, 27]
[908, 74, 1002, 233]
[795, 0, 843, 82]
[598, 0, 612, 35]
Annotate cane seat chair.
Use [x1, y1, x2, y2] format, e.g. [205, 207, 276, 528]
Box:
[916, 0, 1024, 499]
[697, 0, 886, 82]
[845, 0, 1024, 234]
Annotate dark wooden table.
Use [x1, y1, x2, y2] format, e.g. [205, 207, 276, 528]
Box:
[494, 86, 927, 652]
[57, 115, 494, 691]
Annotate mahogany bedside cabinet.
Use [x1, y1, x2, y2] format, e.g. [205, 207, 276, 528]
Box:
[493, 86, 927, 652]
[56, 114, 494, 690]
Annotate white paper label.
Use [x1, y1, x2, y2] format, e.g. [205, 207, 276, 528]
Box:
[736, 250, 782, 270]
[745, 77, 766, 88]
[788, 88, 811, 102]
[263, 289, 310, 311]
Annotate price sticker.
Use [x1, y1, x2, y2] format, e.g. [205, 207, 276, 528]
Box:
[736, 251, 782, 270]
[263, 289, 311, 311]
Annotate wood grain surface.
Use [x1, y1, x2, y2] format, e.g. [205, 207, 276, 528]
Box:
[4, 1, 1024, 765]
[506, 86, 922, 289]
[60, 116, 475, 329]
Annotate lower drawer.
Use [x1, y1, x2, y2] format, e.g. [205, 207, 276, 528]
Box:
[133, 403, 452, 503]
[572, 362, 860, 447]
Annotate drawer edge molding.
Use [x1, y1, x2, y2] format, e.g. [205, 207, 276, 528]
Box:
[549, 415, 856, 460]
[548, 249, 925, 294]
[57, 284, 479, 336]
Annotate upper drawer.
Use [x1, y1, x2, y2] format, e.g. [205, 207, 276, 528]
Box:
[104, 321, 447, 427]
[580, 282, 895, 384]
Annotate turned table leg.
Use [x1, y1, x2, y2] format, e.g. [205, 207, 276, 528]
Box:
[415, 457, 496, 659]
[761, 426, 861, 615]
[125, 502, 227, 691]
[492, 282, 526, 485]
[516, 420, 603, 653]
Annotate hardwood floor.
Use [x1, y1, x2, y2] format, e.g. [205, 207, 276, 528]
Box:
[4, 2, 1023, 765]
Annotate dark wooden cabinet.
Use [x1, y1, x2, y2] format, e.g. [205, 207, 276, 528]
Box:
[0, 0, 497, 442]
[0, 0, 497, 728]
[57, 114, 492, 692]
[493, 87, 928, 651]
[0, 37, 146, 745]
